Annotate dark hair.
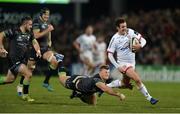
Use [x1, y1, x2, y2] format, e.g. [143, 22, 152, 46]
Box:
[115, 17, 126, 27]
[99, 65, 110, 71]
[21, 16, 32, 25]
[40, 7, 50, 16]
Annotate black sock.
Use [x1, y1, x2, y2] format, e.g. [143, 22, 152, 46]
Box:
[20, 76, 24, 85]
[23, 80, 29, 94]
[43, 67, 56, 84]
[23, 85, 29, 94]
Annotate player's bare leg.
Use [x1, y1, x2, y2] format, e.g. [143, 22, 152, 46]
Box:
[0, 70, 16, 84]
[43, 50, 64, 91]
[125, 67, 158, 105]
[82, 57, 95, 76]
[18, 64, 34, 102]
[17, 60, 36, 96]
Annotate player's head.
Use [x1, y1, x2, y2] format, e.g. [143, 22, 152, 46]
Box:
[21, 16, 33, 32]
[96, 35, 105, 43]
[99, 65, 110, 80]
[115, 17, 127, 35]
[85, 25, 94, 36]
[40, 7, 50, 22]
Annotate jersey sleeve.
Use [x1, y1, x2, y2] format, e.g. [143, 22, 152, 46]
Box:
[3, 28, 14, 38]
[129, 28, 146, 47]
[107, 37, 116, 53]
[93, 78, 103, 84]
[33, 19, 40, 30]
[129, 28, 142, 41]
[76, 35, 82, 44]
[30, 32, 35, 42]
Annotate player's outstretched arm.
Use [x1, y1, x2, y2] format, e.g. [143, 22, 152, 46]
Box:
[96, 82, 125, 101]
[58, 67, 70, 88]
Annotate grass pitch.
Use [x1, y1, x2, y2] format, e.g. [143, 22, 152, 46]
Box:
[0, 76, 180, 113]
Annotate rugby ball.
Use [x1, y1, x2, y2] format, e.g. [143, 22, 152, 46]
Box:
[129, 37, 139, 52]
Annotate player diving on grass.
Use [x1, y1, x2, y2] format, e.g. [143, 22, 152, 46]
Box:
[58, 65, 125, 105]
[17, 8, 64, 96]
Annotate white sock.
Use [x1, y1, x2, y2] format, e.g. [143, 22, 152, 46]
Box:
[17, 85, 23, 93]
[139, 83, 152, 101]
[107, 80, 122, 88]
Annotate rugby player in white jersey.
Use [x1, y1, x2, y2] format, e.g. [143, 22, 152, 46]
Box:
[73, 25, 96, 75]
[106, 17, 158, 105]
[93, 35, 107, 74]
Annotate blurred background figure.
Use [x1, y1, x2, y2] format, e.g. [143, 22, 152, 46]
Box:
[73, 25, 96, 76]
[93, 35, 107, 75]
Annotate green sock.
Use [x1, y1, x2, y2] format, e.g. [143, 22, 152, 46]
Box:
[49, 64, 56, 70]
[58, 72, 66, 77]
[0, 76, 6, 84]
[23, 79, 29, 85]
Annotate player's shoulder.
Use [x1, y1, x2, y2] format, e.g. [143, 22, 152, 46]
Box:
[91, 35, 96, 41]
[91, 34, 96, 38]
[110, 32, 119, 42]
[111, 33, 116, 38]
[92, 74, 103, 81]
[3, 26, 21, 38]
[127, 28, 139, 36]
[33, 17, 41, 24]
[77, 34, 84, 39]
[11, 26, 20, 34]
[127, 28, 134, 34]
[33, 17, 38, 23]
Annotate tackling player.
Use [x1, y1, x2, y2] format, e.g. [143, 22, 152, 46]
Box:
[58, 65, 125, 105]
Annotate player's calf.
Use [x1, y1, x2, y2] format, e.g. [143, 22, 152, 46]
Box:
[0, 73, 16, 84]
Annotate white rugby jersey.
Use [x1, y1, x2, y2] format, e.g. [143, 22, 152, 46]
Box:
[76, 34, 96, 52]
[107, 28, 145, 64]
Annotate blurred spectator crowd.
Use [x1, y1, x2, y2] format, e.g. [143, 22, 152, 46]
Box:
[53, 8, 180, 66]
[1, 8, 180, 73]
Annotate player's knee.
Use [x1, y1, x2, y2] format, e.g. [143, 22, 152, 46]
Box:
[50, 59, 58, 69]
[6, 76, 15, 83]
[29, 65, 35, 71]
[47, 53, 54, 62]
[53, 59, 59, 67]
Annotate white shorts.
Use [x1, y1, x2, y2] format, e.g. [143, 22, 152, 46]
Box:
[80, 51, 94, 64]
[118, 62, 135, 74]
